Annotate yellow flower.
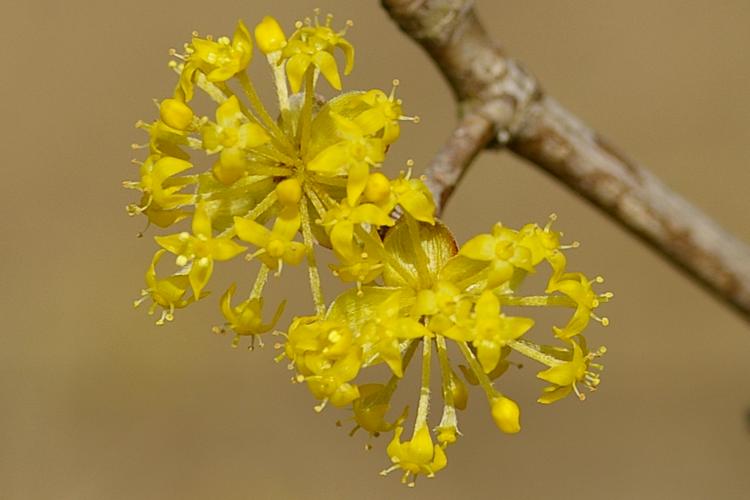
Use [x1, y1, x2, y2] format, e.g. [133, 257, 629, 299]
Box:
[179, 20, 253, 100]
[219, 283, 285, 346]
[319, 199, 393, 259]
[124, 155, 195, 214]
[459, 223, 532, 286]
[547, 250, 608, 339]
[201, 96, 271, 184]
[234, 209, 305, 272]
[285, 317, 363, 408]
[281, 16, 354, 92]
[389, 172, 436, 224]
[383, 425, 447, 484]
[330, 247, 384, 287]
[536, 339, 604, 404]
[360, 292, 431, 377]
[353, 87, 408, 145]
[470, 291, 534, 373]
[307, 112, 386, 205]
[351, 383, 405, 437]
[134, 249, 194, 325]
[155, 203, 246, 296]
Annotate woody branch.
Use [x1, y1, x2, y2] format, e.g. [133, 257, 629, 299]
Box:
[381, 0, 750, 321]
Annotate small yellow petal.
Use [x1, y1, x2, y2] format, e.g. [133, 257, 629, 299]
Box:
[312, 51, 341, 90]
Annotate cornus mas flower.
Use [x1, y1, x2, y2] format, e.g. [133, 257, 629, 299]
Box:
[125, 11, 612, 486]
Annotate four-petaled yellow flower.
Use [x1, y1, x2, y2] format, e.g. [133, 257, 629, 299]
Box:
[281, 16, 354, 92]
[155, 203, 246, 296]
[179, 20, 253, 100]
[219, 283, 285, 347]
[234, 209, 306, 272]
[384, 425, 447, 486]
[134, 249, 193, 325]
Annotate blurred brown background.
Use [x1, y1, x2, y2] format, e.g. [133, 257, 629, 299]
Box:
[2, 0, 749, 498]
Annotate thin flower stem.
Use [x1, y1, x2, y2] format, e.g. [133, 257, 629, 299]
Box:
[498, 294, 612, 307]
[299, 68, 315, 157]
[250, 264, 270, 299]
[213, 80, 291, 157]
[414, 336, 432, 433]
[193, 71, 229, 103]
[435, 335, 458, 429]
[508, 339, 563, 368]
[251, 147, 299, 168]
[238, 72, 294, 153]
[300, 194, 326, 315]
[302, 184, 327, 223]
[457, 341, 499, 401]
[266, 52, 290, 112]
[369, 339, 420, 406]
[218, 190, 278, 239]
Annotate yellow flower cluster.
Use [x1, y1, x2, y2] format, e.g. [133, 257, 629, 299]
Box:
[125, 11, 611, 486]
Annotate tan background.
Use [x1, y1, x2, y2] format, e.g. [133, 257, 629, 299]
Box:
[2, 0, 749, 498]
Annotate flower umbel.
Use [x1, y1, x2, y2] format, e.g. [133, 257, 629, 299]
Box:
[126, 11, 612, 484]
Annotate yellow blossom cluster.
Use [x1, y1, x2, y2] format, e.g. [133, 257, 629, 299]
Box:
[125, 11, 611, 486]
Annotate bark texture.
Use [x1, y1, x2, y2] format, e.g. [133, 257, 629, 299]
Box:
[382, 0, 750, 320]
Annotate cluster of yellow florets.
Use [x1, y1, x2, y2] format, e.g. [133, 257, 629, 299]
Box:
[125, 11, 611, 486]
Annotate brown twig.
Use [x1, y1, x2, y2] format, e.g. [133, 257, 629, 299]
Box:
[422, 111, 494, 213]
[382, 0, 750, 320]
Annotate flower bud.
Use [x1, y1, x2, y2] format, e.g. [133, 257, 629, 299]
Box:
[276, 178, 302, 207]
[254, 16, 287, 54]
[159, 98, 194, 130]
[450, 370, 468, 410]
[491, 396, 521, 434]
